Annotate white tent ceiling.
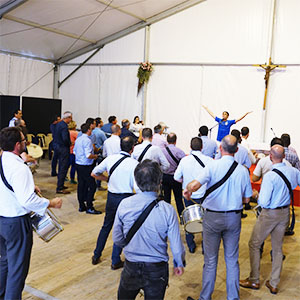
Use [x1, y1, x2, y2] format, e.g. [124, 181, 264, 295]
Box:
[0, 0, 204, 63]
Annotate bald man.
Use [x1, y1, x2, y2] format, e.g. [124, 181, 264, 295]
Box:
[185, 135, 252, 300]
[240, 145, 300, 295]
[102, 124, 121, 157]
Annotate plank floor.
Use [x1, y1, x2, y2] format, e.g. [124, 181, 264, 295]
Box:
[23, 159, 300, 300]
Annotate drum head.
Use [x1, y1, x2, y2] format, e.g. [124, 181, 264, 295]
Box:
[185, 221, 203, 233]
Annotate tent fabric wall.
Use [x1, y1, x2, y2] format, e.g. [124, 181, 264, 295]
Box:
[0, 53, 54, 98]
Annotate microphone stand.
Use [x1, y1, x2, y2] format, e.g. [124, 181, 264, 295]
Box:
[209, 123, 219, 139]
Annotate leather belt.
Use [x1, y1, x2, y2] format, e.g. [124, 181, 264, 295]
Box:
[273, 205, 289, 210]
[125, 259, 167, 267]
[206, 209, 242, 214]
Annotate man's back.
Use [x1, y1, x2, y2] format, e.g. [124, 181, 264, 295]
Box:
[103, 135, 121, 157]
[200, 136, 218, 158]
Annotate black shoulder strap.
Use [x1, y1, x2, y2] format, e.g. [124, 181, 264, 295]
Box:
[0, 154, 14, 192]
[272, 168, 295, 231]
[192, 154, 205, 168]
[200, 161, 238, 204]
[138, 144, 152, 162]
[108, 154, 130, 182]
[124, 198, 160, 246]
[166, 146, 180, 165]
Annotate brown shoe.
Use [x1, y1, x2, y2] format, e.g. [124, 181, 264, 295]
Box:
[239, 278, 260, 290]
[56, 189, 71, 194]
[265, 280, 278, 294]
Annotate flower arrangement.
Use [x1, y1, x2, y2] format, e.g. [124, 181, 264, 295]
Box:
[137, 62, 153, 95]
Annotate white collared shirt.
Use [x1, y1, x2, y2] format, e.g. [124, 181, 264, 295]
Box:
[92, 151, 139, 193]
[102, 134, 121, 157]
[132, 140, 170, 172]
[0, 152, 49, 217]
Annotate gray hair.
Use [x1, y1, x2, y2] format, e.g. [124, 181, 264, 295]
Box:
[221, 135, 238, 154]
[63, 111, 72, 119]
[134, 159, 162, 192]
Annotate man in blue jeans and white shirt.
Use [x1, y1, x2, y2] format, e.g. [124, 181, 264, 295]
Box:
[91, 136, 138, 269]
[113, 159, 185, 300]
[184, 135, 252, 300]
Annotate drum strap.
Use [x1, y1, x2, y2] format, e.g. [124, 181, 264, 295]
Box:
[0, 154, 14, 192]
[166, 146, 180, 165]
[138, 144, 152, 162]
[192, 154, 205, 168]
[272, 169, 295, 233]
[199, 161, 238, 204]
[108, 154, 130, 182]
[124, 198, 161, 246]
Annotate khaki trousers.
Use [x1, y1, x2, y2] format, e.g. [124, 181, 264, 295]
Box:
[248, 207, 289, 287]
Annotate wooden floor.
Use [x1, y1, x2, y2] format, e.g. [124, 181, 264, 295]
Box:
[23, 159, 300, 300]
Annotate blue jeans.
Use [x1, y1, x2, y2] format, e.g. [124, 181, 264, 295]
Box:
[69, 153, 76, 180]
[94, 192, 133, 265]
[200, 210, 241, 300]
[118, 260, 169, 300]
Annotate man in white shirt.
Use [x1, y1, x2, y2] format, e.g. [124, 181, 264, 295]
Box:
[8, 109, 22, 127]
[132, 128, 169, 172]
[0, 127, 62, 300]
[102, 124, 121, 157]
[241, 127, 257, 165]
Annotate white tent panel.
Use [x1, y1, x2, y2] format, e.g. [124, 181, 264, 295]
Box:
[0, 54, 53, 97]
[0, 54, 10, 95]
[149, 0, 272, 64]
[60, 66, 100, 125]
[272, 0, 300, 63]
[99, 66, 142, 123]
[64, 29, 145, 64]
[200, 66, 265, 143]
[265, 67, 300, 153]
[146, 66, 203, 153]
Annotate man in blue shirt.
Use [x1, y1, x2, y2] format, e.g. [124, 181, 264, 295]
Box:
[54, 111, 72, 194]
[113, 159, 185, 300]
[185, 135, 252, 300]
[101, 115, 117, 136]
[73, 123, 101, 214]
[202, 105, 252, 141]
[120, 119, 138, 143]
[198, 125, 218, 158]
[92, 118, 107, 150]
[240, 145, 300, 295]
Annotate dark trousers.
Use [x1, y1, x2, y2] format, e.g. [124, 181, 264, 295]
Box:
[0, 214, 33, 300]
[76, 164, 96, 210]
[162, 173, 184, 216]
[56, 147, 69, 191]
[51, 150, 58, 176]
[118, 260, 169, 300]
[69, 153, 76, 180]
[94, 192, 133, 264]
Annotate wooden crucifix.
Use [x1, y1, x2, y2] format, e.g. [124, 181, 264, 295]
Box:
[254, 57, 286, 110]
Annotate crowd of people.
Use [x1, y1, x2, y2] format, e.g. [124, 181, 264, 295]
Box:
[0, 107, 300, 300]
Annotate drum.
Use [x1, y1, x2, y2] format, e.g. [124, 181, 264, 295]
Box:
[31, 208, 64, 242]
[181, 204, 204, 233]
[27, 143, 43, 159]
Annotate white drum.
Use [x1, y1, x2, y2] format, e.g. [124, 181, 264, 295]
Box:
[181, 204, 204, 233]
[27, 143, 43, 159]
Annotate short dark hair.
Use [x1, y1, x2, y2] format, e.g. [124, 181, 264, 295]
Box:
[231, 129, 241, 143]
[221, 135, 238, 154]
[270, 137, 283, 147]
[81, 123, 90, 134]
[134, 159, 162, 192]
[13, 109, 21, 116]
[241, 127, 249, 136]
[108, 116, 116, 123]
[154, 124, 162, 134]
[85, 118, 95, 126]
[223, 111, 229, 117]
[191, 137, 202, 151]
[199, 126, 208, 136]
[142, 128, 152, 139]
[0, 127, 22, 151]
[95, 117, 102, 126]
[121, 136, 135, 153]
[167, 133, 177, 144]
[280, 134, 290, 147]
